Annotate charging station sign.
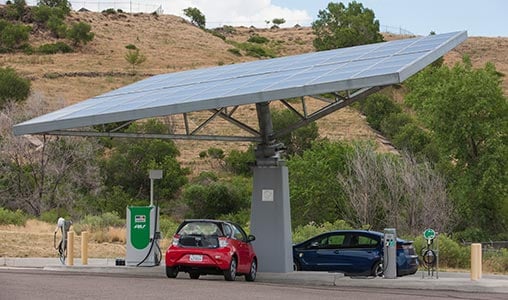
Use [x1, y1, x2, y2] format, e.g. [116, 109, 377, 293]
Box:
[129, 206, 152, 250]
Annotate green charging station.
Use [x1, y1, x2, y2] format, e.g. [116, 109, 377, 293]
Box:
[126, 205, 160, 266]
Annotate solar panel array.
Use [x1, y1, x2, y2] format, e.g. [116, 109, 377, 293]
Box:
[13, 31, 467, 136]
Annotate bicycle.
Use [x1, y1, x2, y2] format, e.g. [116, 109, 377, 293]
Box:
[53, 218, 72, 265]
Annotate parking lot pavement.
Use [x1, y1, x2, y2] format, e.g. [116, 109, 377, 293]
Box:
[2, 257, 508, 294]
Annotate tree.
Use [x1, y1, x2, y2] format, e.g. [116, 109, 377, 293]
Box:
[37, 0, 71, 14]
[66, 22, 94, 46]
[101, 119, 189, 204]
[405, 57, 508, 239]
[358, 93, 401, 131]
[271, 18, 285, 28]
[0, 94, 102, 217]
[271, 108, 319, 157]
[0, 67, 30, 107]
[0, 22, 30, 51]
[312, 1, 384, 51]
[182, 174, 251, 219]
[183, 7, 206, 29]
[287, 140, 352, 227]
[337, 144, 452, 235]
[124, 48, 146, 74]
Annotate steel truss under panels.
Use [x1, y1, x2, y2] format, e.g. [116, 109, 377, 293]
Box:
[43, 86, 384, 146]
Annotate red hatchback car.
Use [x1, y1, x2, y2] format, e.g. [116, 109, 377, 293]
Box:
[165, 219, 257, 281]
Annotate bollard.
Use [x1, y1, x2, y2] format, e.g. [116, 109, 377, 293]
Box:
[470, 243, 482, 280]
[81, 231, 89, 265]
[67, 231, 74, 266]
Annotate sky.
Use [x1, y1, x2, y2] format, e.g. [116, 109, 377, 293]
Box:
[65, 0, 507, 37]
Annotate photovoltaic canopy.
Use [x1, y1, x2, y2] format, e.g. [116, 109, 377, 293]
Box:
[13, 31, 467, 137]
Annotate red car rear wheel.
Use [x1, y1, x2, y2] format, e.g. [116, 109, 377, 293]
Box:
[166, 266, 178, 278]
[224, 257, 237, 281]
[245, 259, 257, 282]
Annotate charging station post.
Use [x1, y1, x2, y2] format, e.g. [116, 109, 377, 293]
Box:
[383, 228, 397, 279]
[125, 170, 162, 266]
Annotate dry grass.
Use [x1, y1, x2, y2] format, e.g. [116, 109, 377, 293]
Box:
[0, 219, 172, 258]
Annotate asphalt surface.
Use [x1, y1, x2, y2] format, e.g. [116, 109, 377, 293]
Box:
[1, 257, 508, 294]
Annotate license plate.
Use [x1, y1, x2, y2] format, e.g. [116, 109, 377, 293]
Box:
[189, 255, 203, 262]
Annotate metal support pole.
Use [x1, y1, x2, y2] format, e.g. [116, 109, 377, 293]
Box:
[149, 170, 162, 207]
[150, 178, 154, 207]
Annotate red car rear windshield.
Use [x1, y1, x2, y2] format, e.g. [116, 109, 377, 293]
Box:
[178, 222, 223, 236]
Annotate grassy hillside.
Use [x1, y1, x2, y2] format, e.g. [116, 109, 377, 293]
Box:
[1, 9, 507, 174]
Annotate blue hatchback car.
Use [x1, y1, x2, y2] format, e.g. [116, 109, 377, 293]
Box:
[293, 230, 418, 276]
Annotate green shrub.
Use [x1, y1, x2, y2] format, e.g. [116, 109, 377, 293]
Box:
[228, 41, 276, 58]
[39, 208, 70, 224]
[66, 22, 94, 46]
[225, 147, 255, 176]
[0, 67, 30, 107]
[244, 43, 276, 58]
[159, 216, 180, 238]
[47, 14, 67, 38]
[247, 34, 269, 44]
[413, 235, 470, 269]
[125, 44, 137, 50]
[0, 20, 10, 32]
[183, 176, 251, 219]
[102, 8, 117, 15]
[379, 112, 413, 139]
[227, 48, 241, 56]
[358, 94, 401, 130]
[75, 212, 125, 233]
[38, 0, 72, 15]
[3, 0, 26, 21]
[221, 25, 236, 34]
[0, 207, 28, 226]
[207, 147, 224, 159]
[208, 29, 225, 41]
[0, 22, 30, 51]
[219, 208, 251, 229]
[484, 249, 508, 273]
[32, 5, 66, 23]
[37, 41, 73, 54]
[292, 220, 352, 243]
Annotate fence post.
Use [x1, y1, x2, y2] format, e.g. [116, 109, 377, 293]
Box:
[81, 231, 89, 265]
[67, 231, 75, 266]
[470, 243, 482, 280]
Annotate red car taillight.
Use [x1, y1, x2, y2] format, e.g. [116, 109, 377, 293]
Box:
[218, 237, 229, 248]
[171, 234, 180, 246]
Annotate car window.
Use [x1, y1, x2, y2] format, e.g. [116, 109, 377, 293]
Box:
[307, 234, 345, 249]
[222, 224, 232, 237]
[358, 235, 379, 247]
[178, 222, 222, 236]
[348, 234, 379, 248]
[231, 224, 246, 241]
[327, 234, 345, 248]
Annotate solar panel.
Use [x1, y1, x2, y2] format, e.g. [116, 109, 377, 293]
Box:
[13, 31, 467, 136]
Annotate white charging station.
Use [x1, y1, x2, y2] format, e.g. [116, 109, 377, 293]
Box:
[383, 228, 397, 279]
